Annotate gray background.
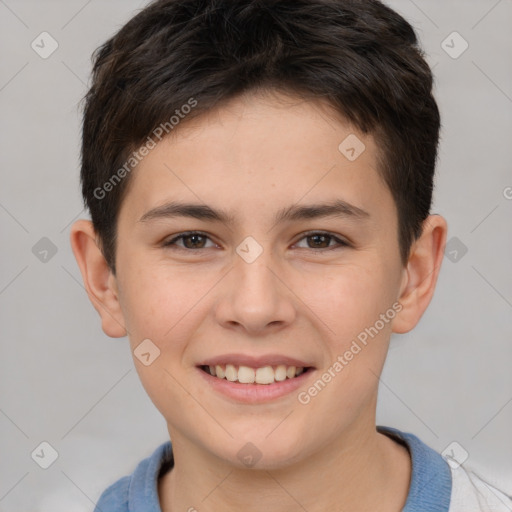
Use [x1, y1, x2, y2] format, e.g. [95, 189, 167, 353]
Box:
[1, 0, 511, 510]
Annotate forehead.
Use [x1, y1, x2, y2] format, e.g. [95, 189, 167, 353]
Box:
[119, 90, 394, 227]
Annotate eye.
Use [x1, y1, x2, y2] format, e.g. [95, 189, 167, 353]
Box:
[162, 231, 217, 250]
[293, 231, 349, 251]
[161, 230, 350, 252]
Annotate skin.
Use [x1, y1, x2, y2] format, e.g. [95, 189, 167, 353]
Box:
[71, 89, 447, 512]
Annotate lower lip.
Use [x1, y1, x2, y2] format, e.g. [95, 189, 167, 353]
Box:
[196, 367, 315, 404]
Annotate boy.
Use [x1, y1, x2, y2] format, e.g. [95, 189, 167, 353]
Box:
[70, 0, 511, 510]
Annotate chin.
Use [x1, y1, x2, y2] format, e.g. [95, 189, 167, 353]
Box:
[217, 431, 309, 471]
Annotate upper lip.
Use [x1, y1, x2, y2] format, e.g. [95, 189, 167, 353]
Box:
[198, 353, 314, 368]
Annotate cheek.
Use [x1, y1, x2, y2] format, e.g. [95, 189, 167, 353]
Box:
[300, 261, 395, 340]
[120, 262, 215, 342]
[298, 261, 396, 405]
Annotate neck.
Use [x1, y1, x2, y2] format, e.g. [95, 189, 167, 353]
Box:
[159, 415, 411, 512]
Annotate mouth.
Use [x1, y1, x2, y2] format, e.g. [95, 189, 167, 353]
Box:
[196, 354, 316, 403]
[198, 364, 313, 385]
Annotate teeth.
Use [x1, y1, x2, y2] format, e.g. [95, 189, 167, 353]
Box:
[215, 365, 225, 379]
[225, 364, 237, 382]
[255, 366, 274, 384]
[274, 365, 287, 382]
[238, 365, 255, 383]
[205, 364, 307, 384]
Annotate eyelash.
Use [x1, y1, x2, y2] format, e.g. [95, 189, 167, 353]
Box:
[162, 230, 350, 252]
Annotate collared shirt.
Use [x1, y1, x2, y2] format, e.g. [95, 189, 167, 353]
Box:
[93, 425, 512, 512]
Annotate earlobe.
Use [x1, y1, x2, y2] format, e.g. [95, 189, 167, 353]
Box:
[69, 219, 127, 338]
[392, 214, 448, 334]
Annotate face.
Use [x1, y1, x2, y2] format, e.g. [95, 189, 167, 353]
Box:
[111, 90, 407, 468]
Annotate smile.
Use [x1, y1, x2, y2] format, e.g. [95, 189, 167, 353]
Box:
[196, 354, 316, 403]
[200, 364, 309, 384]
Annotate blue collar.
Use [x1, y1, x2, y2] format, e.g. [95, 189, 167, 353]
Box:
[116, 425, 452, 511]
[377, 425, 452, 512]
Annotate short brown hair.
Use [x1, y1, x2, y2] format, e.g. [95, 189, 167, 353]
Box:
[80, 0, 440, 274]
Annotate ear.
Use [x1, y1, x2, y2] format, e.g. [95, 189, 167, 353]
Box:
[392, 214, 448, 334]
[69, 219, 127, 338]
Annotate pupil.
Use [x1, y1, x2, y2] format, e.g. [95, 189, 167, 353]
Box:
[185, 234, 204, 248]
[310, 234, 329, 248]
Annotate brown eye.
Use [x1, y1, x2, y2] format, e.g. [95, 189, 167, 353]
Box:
[181, 233, 207, 249]
[307, 234, 331, 249]
[163, 232, 215, 250]
[294, 232, 349, 251]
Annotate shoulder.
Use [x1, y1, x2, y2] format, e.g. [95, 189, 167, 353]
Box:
[377, 425, 511, 512]
[94, 441, 174, 512]
[449, 464, 512, 512]
[94, 475, 130, 512]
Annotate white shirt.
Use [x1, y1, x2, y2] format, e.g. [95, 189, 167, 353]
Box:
[450, 465, 512, 512]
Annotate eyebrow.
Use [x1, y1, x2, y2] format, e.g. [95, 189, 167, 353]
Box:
[138, 199, 370, 226]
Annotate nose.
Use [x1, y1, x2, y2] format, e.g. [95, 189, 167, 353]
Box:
[214, 246, 296, 335]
